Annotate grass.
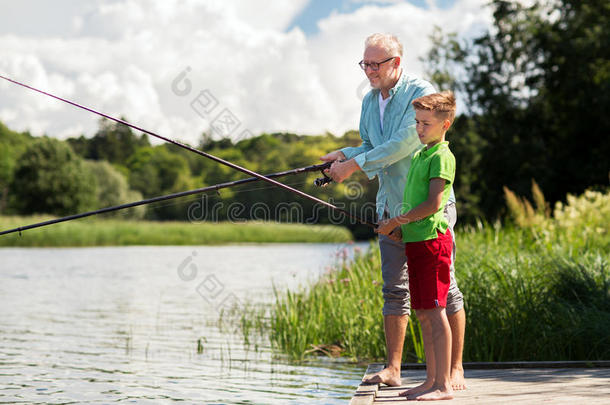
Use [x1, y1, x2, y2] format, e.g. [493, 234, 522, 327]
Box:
[238, 187, 610, 362]
[0, 215, 353, 246]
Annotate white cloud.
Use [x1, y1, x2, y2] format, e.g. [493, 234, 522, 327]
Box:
[0, 0, 492, 144]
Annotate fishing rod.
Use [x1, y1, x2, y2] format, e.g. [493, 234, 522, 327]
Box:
[0, 74, 374, 230]
[0, 163, 333, 236]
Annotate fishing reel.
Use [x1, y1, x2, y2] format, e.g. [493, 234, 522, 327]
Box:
[314, 174, 333, 187]
[313, 160, 339, 187]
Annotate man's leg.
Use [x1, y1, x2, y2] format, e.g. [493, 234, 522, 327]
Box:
[374, 314, 407, 386]
[363, 233, 410, 386]
[444, 203, 467, 390]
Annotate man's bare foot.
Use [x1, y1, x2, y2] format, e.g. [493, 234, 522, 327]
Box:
[362, 367, 402, 386]
[450, 367, 467, 390]
[398, 379, 433, 397]
[415, 388, 454, 401]
[408, 385, 454, 401]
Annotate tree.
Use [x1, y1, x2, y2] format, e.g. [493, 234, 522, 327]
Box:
[0, 121, 33, 213]
[85, 118, 150, 165]
[84, 160, 145, 219]
[127, 146, 195, 219]
[10, 137, 96, 216]
[423, 0, 610, 219]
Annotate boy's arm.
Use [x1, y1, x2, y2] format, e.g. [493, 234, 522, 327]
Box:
[376, 178, 446, 235]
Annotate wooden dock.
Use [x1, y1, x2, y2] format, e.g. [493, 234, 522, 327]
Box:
[350, 362, 610, 404]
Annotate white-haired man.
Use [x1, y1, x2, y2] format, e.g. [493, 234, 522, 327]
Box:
[321, 33, 466, 392]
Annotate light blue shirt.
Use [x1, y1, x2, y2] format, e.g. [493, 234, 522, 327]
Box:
[341, 71, 455, 219]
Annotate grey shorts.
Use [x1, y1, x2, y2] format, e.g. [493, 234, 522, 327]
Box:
[379, 203, 464, 316]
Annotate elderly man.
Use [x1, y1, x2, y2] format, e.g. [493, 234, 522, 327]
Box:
[321, 33, 466, 391]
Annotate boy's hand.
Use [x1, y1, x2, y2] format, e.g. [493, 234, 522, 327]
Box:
[388, 227, 402, 242]
[376, 218, 398, 236]
[320, 150, 346, 162]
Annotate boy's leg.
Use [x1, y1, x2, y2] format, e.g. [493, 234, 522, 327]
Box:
[400, 311, 435, 397]
[411, 307, 454, 401]
[362, 234, 409, 387]
[448, 309, 466, 389]
[444, 203, 467, 390]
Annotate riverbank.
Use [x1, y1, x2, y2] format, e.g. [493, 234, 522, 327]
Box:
[0, 216, 353, 246]
[241, 188, 610, 362]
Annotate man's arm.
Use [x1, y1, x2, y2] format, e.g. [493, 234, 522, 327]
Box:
[376, 178, 446, 235]
[321, 101, 373, 182]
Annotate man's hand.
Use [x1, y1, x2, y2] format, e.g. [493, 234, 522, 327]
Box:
[325, 159, 359, 183]
[320, 150, 346, 163]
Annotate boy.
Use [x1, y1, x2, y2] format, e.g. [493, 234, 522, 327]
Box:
[376, 91, 457, 401]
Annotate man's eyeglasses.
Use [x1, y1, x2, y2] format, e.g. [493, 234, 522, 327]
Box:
[358, 57, 396, 71]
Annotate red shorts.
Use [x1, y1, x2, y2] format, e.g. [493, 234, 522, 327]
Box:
[404, 229, 453, 310]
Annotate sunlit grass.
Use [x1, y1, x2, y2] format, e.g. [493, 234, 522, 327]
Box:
[0, 215, 353, 246]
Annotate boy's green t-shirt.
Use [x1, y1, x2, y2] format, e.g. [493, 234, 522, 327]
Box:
[401, 141, 455, 242]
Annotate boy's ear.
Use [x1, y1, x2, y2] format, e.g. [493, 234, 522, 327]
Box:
[443, 119, 452, 131]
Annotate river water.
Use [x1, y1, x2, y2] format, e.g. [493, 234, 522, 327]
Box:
[0, 244, 371, 404]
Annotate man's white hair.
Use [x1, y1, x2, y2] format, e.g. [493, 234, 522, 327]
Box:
[364, 33, 403, 58]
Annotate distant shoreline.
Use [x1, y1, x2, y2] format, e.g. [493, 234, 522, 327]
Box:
[0, 216, 353, 247]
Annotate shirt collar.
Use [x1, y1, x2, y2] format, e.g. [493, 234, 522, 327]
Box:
[374, 69, 404, 100]
[388, 69, 404, 98]
[422, 141, 449, 156]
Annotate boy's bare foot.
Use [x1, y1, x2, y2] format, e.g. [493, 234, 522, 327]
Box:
[450, 367, 467, 390]
[362, 367, 402, 386]
[398, 379, 433, 397]
[415, 388, 454, 401]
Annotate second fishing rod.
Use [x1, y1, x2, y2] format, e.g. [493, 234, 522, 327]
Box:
[0, 163, 335, 236]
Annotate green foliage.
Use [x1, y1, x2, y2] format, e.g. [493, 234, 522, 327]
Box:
[9, 137, 96, 216]
[70, 118, 150, 165]
[83, 160, 145, 219]
[126, 145, 195, 219]
[0, 122, 33, 213]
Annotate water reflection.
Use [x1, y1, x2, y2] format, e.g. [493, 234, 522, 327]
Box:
[0, 244, 368, 404]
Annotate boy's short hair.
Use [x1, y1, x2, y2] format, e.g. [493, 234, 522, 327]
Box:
[412, 91, 457, 123]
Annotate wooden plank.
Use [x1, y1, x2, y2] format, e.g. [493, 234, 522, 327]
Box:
[349, 363, 384, 405]
[367, 367, 610, 404]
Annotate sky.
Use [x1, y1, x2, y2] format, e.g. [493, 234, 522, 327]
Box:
[0, 0, 493, 145]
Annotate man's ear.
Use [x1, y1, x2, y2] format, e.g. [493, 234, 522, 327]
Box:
[393, 56, 401, 68]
